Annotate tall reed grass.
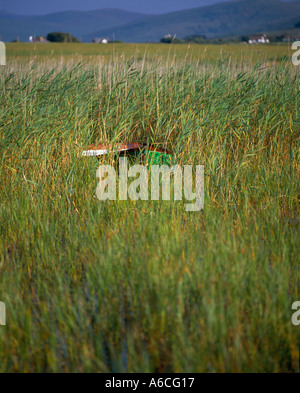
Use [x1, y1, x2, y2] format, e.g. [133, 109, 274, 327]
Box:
[0, 49, 299, 372]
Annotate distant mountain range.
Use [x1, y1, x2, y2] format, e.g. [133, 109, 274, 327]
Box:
[0, 1, 236, 16]
[85, 0, 300, 42]
[0, 9, 149, 42]
[0, 0, 299, 43]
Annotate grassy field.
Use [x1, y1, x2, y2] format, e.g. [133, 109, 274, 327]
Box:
[0, 43, 299, 373]
[6, 42, 292, 64]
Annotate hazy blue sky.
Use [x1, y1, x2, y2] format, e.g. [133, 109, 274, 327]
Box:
[0, 0, 230, 15]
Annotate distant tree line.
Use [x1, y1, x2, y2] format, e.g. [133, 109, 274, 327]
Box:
[160, 35, 236, 44]
[11, 32, 123, 44]
[46, 32, 80, 43]
[160, 32, 300, 44]
[160, 34, 207, 44]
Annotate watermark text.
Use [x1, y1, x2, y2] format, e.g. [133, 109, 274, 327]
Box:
[0, 42, 6, 66]
[0, 302, 5, 326]
[291, 301, 300, 326]
[96, 158, 204, 212]
[292, 41, 300, 66]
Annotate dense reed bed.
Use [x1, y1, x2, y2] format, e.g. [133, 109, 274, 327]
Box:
[0, 47, 299, 372]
